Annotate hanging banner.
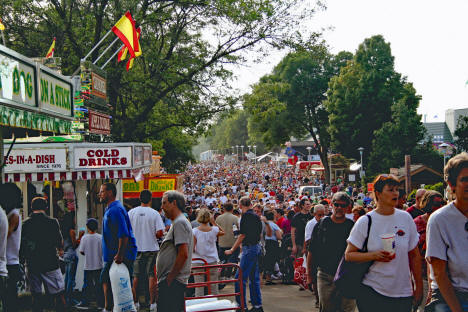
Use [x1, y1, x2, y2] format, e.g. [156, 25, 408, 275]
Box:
[88, 109, 111, 135]
[4, 148, 67, 172]
[91, 72, 106, 99]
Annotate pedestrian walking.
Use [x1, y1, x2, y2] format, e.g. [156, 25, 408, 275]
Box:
[99, 182, 137, 312]
[345, 174, 422, 312]
[2, 183, 22, 312]
[307, 192, 355, 312]
[156, 190, 193, 312]
[128, 189, 165, 312]
[20, 197, 66, 312]
[192, 208, 225, 296]
[225, 196, 264, 312]
[291, 198, 312, 258]
[76, 218, 104, 309]
[425, 153, 468, 311]
[216, 202, 240, 280]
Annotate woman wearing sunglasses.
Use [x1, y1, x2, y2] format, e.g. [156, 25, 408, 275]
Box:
[345, 174, 423, 312]
[426, 153, 468, 312]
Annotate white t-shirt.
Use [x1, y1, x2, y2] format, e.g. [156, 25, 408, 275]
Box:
[304, 218, 318, 242]
[426, 203, 468, 292]
[345, 213, 354, 221]
[347, 209, 419, 297]
[265, 221, 281, 241]
[6, 209, 21, 265]
[219, 196, 228, 204]
[129, 206, 165, 252]
[0, 208, 7, 277]
[79, 233, 103, 270]
[193, 226, 220, 264]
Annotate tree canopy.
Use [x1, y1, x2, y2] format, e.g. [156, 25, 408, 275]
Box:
[244, 42, 352, 181]
[454, 115, 468, 152]
[1, 0, 318, 171]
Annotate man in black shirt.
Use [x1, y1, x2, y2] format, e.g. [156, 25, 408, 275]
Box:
[307, 192, 356, 312]
[225, 197, 263, 312]
[291, 198, 313, 258]
[20, 197, 66, 312]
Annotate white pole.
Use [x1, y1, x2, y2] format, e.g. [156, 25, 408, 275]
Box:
[82, 29, 112, 61]
[93, 37, 120, 64]
[101, 44, 124, 69]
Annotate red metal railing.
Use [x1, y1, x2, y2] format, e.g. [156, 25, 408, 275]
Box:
[185, 261, 244, 312]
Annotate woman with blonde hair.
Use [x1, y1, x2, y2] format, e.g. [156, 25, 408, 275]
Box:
[345, 174, 423, 312]
[192, 208, 225, 297]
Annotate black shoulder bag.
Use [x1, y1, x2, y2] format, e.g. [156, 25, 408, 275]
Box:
[333, 214, 373, 299]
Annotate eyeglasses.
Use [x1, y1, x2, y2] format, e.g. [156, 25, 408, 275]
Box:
[333, 203, 348, 208]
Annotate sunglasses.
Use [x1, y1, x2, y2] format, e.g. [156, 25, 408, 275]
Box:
[333, 203, 348, 208]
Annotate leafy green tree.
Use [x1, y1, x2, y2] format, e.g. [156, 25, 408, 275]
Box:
[454, 115, 468, 152]
[326, 35, 404, 161]
[1, 0, 317, 171]
[245, 42, 352, 181]
[367, 83, 425, 174]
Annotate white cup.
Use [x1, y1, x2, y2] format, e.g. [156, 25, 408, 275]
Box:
[380, 233, 395, 255]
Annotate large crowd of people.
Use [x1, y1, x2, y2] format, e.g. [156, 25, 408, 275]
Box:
[0, 154, 467, 312]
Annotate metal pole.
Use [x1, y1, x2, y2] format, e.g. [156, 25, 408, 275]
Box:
[1, 30, 5, 46]
[93, 37, 120, 64]
[82, 29, 112, 61]
[101, 44, 124, 69]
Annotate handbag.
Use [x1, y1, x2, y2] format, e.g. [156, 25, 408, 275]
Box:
[333, 214, 373, 299]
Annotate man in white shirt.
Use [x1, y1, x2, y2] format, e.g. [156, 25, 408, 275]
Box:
[129, 190, 165, 312]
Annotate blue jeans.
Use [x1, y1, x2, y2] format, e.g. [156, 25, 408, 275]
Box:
[82, 269, 103, 306]
[63, 251, 78, 305]
[235, 244, 262, 308]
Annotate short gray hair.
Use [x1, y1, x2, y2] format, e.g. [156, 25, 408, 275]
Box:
[239, 196, 251, 207]
[332, 192, 352, 206]
[314, 204, 325, 213]
[164, 190, 186, 211]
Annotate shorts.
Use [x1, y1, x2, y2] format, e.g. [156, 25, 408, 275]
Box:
[27, 268, 65, 295]
[100, 259, 134, 284]
[133, 251, 157, 277]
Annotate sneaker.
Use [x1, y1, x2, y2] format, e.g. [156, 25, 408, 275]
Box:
[149, 303, 157, 312]
[249, 307, 264, 312]
[102, 309, 111, 312]
[74, 302, 89, 310]
[135, 302, 140, 311]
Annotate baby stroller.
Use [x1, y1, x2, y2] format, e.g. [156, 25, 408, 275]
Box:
[279, 233, 295, 284]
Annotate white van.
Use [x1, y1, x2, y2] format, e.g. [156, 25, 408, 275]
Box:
[298, 185, 323, 197]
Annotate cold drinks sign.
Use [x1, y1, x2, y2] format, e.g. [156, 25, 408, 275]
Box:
[74, 146, 132, 169]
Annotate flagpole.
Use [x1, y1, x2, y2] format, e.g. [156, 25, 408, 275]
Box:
[81, 29, 112, 62]
[93, 37, 120, 64]
[101, 44, 124, 69]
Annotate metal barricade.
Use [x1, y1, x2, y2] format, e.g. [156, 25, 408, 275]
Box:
[185, 260, 244, 312]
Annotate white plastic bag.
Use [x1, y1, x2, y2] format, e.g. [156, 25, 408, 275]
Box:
[109, 262, 136, 312]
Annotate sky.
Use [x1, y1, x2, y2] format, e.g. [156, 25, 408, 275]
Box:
[231, 0, 468, 122]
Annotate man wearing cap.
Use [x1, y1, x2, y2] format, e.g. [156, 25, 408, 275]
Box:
[20, 197, 66, 312]
[99, 182, 137, 312]
[129, 190, 164, 312]
[157, 190, 193, 312]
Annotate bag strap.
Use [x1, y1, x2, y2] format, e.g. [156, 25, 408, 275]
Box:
[361, 215, 372, 252]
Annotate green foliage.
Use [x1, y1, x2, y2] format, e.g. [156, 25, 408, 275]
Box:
[1, 0, 317, 171]
[454, 115, 468, 152]
[326, 35, 404, 161]
[424, 182, 444, 195]
[367, 83, 425, 174]
[245, 42, 352, 181]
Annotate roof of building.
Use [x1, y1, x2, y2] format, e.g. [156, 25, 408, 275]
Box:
[423, 122, 453, 143]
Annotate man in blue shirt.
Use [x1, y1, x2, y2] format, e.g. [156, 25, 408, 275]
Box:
[99, 182, 137, 312]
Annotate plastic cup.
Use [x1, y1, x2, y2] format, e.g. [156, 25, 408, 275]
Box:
[380, 233, 395, 255]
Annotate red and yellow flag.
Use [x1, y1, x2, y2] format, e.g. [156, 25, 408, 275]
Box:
[117, 27, 141, 70]
[112, 12, 140, 60]
[45, 37, 56, 58]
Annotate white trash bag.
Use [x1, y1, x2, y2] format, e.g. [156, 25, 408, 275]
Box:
[109, 262, 136, 312]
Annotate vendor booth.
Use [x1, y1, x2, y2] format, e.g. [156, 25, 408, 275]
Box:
[3, 142, 153, 289]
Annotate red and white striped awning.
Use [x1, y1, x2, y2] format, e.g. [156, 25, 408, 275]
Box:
[5, 169, 134, 182]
